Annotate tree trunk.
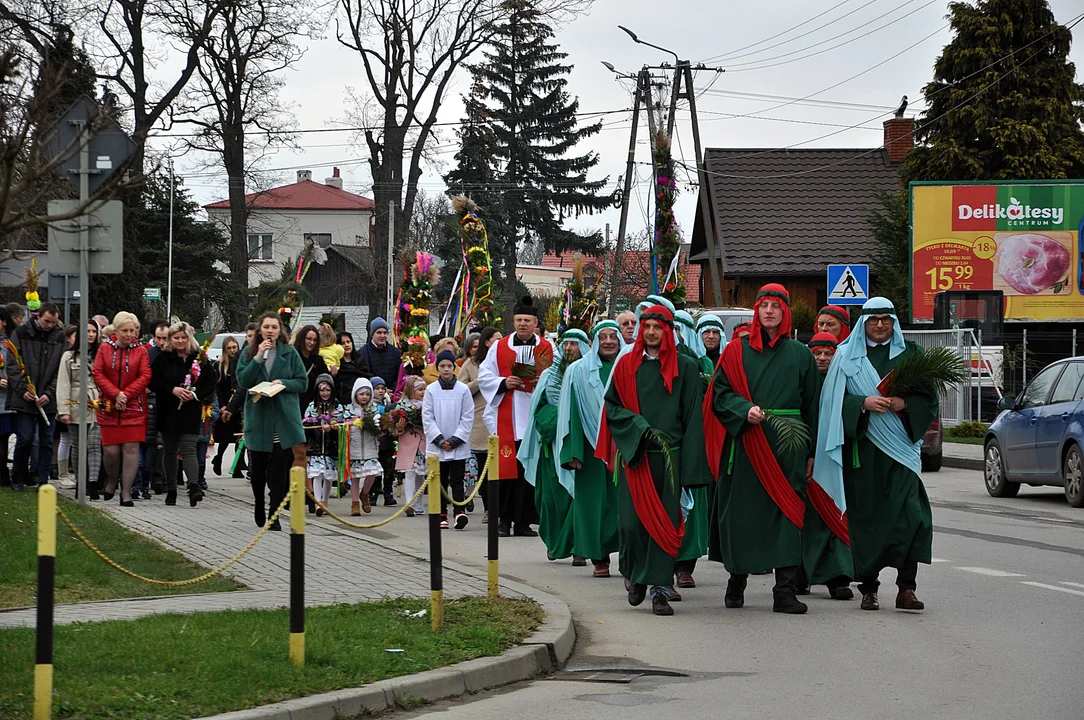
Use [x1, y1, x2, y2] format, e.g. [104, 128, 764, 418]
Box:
[223, 125, 248, 325]
[503, 252, 516, 334]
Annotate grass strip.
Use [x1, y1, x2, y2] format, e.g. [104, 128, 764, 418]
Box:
[0, 597, 542, 719]
[0, 489, 242, 609]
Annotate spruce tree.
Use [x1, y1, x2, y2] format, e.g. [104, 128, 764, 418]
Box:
[446, 0, 610, 328]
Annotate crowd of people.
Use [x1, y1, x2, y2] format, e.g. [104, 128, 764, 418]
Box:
[2, 290, 936, 618]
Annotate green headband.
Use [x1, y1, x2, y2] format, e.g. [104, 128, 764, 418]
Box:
[594, 320, 619, 333]
[561, 329, 590, 343]
[819, 307, 849, 324]
[640, 311, 674, 328]
[808, 338, 838, 350]
[859, 306, 896, 317]
[755, 289, 791, 306]
[675, 315, 695, 329]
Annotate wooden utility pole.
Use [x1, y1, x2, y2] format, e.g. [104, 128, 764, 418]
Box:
[643, 71, 660, 295]
[608, 69, 648, 318]
[683, 63, 726, 307]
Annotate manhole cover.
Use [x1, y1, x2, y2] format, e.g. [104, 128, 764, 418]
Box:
[552, 666, 689, 684]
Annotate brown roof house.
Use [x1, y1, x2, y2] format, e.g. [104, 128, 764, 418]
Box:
[689, 117, 913, 310]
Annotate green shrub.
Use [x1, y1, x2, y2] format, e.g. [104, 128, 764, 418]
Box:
[946, 421, 989, 438]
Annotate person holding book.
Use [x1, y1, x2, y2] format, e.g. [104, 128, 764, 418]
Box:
[237, 312, 308, 529]
[303, 373, 346, 515]
[421, 351, 474, 529]
[346, 377, 384, 515]
[814, 297, 936, 612]
[393, 376, 428, 516]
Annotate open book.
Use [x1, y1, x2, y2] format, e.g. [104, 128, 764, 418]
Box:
[248, 382, 286, 402]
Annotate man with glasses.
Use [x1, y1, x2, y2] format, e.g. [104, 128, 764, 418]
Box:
[814, 297, 937, 612]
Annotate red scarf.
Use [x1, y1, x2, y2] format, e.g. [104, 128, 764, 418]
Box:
[818, 305, 852, 343]
[748, 283, 793, 352]
[595, 305, 684, 558]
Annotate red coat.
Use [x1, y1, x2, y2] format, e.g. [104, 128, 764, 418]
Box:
[92, 342, 153, 428]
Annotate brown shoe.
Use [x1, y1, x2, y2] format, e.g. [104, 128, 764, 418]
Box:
[482, 511, 488, 524]
[675, 571, 695, 588]
[861, 593, 880, 611]
[667, 585, 682, 602]
[405, 507, 416, 517]
[361, 496, 371, 513]
[351, 501, 361, 517]
[572, 555, 587, 567]
[895, 589, 925, 611]
[315, 507, 325, 517]
[593, 562, 610, 578]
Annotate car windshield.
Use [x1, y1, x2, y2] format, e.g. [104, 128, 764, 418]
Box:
[1049, 361, 1084, 406]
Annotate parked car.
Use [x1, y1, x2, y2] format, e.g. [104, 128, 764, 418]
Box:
[921, 413, 943, 472]
[983, 357, 1084, 507]
[205, 332, 247, 363]
[699, 307, 755, 339]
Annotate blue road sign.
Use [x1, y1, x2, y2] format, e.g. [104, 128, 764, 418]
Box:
[826, 264, 869, 305]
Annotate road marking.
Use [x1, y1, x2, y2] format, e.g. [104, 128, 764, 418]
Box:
[956, 567, 1025, 578]
[1059, 581, 1084, 590]
[931, 557, 950, 563]
[1020, 582, 1084, 598]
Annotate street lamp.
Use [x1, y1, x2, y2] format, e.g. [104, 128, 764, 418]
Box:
[618, 25, 679, 65]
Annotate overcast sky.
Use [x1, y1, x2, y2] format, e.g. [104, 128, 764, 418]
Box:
[168, 0, 1084, 240]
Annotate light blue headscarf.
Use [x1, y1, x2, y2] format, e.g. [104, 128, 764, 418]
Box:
[560, 320, 625, 457]
[674, 310, 701, 356]
[695, 314, 726, 354]
[813, 297, 921, 515]
[522, 329, 590, 497]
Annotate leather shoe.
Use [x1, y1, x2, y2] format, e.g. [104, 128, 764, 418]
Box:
[773, 594, 808, 614]
[627, 583, 647, 606]
[796, 585, 811, 595]
[593, 563, 610, 578]
[667, 585, 682, 602]
[895, 589, 925, 611]
[254, 505, 266, 528]
[675, 571, 695, 588]
[513, 525, 537, 537]
[571, 555, 587, 567]
[829, 585, 855, 600]
[861, 593, 880, 611]
[652, 594, 674, 616]
[498, 524, 511, 537]
[724, 576, 747, 609]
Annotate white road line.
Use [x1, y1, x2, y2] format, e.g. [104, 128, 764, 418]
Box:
[956, 567, 1025, 578]
[1020, 581, 1084, 598]
[931, 557, 950, 563]
[1059, 581, 1084, 590]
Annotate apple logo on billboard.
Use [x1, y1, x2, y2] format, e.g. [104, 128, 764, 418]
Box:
[1007, 197, 1023, 219]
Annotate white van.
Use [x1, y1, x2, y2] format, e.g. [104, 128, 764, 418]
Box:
[698, 307, 755, 339]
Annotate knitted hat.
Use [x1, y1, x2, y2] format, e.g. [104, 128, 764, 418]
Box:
[315, 373, 334, 389]
[370, 317, 391, 333]
[370, 376, 386, 388]
[435, 350, 457, 366]
[513, 296, 538, 317]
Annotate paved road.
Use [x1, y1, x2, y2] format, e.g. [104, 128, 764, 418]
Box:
[227, 463, 1081, 720]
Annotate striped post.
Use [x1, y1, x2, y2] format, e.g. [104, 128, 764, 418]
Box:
[35, 485, 57, 720]
[427, 454, 444, 631]
[289, 468, 305, 667]
[486, 434, 500, 599]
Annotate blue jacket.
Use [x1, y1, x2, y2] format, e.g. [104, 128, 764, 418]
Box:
[358, 340, 401, 395]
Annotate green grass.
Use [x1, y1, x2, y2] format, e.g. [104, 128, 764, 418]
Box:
[0, 597, 542, 720]
[0, 489, 243, 608]
[944, 436, 984, 445]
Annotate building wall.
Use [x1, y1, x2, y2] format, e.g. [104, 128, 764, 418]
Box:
[205, 207, 373, 287]
[700, 268, 826, 311]
[296, 305, 371, 340]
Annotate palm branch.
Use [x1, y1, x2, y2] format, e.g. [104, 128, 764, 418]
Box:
[764, 412, 811, 459]
[885, 346, 967, 397]
[644, 427, 679, 492]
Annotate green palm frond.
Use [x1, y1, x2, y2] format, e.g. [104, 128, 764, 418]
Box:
[764, 412, 811, 459]
[645, 427, 679, 492]
[887, 346, 967, 397]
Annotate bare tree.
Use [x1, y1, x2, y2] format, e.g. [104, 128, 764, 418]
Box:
[335, 0, 592, 317]
[408, 188, 451, 254]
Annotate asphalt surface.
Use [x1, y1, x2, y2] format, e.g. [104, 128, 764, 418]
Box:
[209, 461, 1084, 719]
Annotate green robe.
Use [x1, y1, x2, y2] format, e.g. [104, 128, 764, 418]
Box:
[603, 353, 711, 586]
[533, 396, 575, 559]
[841, 342, 935, 577]
[561, 361, 619, 562]
[709, 334, 820, 574]
[801, 370, 853, 585]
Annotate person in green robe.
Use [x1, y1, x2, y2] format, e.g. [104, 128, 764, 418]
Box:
[520, 330, 589, 563]
[561, 320, 625, 578]
[706, 284, 820, 614]
[697, 315, 725, 368]
[797, 332, 854, 600]
[596, 305, 711, 616]
[814, 297, 935, 612]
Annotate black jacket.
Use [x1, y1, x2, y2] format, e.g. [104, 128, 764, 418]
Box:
[149, 351, 216, 435]
[334, 352, 371, 404]
[5, 318, 66, 414]
[298, 352, 329, 415]
[358, 340, 401, 391]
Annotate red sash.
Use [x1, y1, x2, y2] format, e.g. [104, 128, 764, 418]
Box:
[806, 477, 849, 545]
[595, 354, 685, 558]
[493, 337, 553, 479]
[714, 340, 805, 530]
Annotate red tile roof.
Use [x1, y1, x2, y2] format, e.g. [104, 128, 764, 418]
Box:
[541, 249, 701, 304]
[203, 180, 375, 211]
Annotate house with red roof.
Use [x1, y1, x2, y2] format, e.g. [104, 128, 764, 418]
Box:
[539, 247, 701, 310]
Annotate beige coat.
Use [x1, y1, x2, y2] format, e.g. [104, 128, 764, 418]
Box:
[57, 349, 100, 425]
[457, 358, 489, 452]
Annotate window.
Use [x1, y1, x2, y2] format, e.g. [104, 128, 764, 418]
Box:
[1018, 365, 1062, 409]
[305, 232, 332, 248]
[247, 233, 272, 261]
[1049, 362, 1084, 406]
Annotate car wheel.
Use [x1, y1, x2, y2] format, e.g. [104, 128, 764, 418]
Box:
[1064, 444, 1084, 508]
[922, 451, 942, 473]
[984, 440, 1019, 498]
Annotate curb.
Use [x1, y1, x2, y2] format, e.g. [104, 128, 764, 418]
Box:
[944, 455, 983, 471]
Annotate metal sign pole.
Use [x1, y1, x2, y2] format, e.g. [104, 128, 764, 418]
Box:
[76, 122, 90, 508]
[167, 160, 174, 321]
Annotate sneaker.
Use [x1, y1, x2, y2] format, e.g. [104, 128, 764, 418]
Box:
[383, 494, 397, 507]
[58, 477, 77, 490]
[454, 513, 469, 530]
[405, 507, 416, 517]
[141, 489, 152, 500]
[198, 478, 208, 491]
[440, 518, 449, 529]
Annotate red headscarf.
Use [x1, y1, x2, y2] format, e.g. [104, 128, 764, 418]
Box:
[817, 305, 852, 342]
[808, 332, 839, 352]
[615, 304, 678, 394]
[748, 284, 792, 352]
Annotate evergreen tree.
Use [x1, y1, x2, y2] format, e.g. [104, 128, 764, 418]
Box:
[446, 0, 610, 328]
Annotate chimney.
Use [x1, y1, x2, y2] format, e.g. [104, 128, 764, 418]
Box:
[324, 167, 343, 190]
[297, 169, 312, 183]
[883, 118, 914, 164]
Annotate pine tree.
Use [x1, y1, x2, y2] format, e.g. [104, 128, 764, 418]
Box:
[447, 0, 610, 328]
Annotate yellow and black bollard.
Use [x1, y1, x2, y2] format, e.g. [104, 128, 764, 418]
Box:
[35, 484, 57, 720]
[486, 434, 500, 599]
[427, 455, 444, 630]
[289, 468, 305, 667]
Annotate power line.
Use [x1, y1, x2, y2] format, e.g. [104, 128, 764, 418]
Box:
[697, 0, 859, 64]
[698, 88, 895, 112]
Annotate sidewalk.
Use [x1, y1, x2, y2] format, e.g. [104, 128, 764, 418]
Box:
[943, 441, 983, 470]
[0, 480, 501, 629]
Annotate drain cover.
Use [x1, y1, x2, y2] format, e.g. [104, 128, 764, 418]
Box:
[552, 666, 689, 684]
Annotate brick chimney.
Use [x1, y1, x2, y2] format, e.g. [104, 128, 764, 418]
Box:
[324, 167, 343, 190]
[297, 169, 312, 183]
[883, 118, 914, 164]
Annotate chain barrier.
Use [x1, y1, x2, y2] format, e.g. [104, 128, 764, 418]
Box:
[439, 452, 492, 507]
[55, 478, 299, 587]
[306, 465, 432, 529]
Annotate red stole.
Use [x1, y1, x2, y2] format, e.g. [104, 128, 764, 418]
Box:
[493, 336, 553, 479]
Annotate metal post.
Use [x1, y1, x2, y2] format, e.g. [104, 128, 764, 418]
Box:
[289, 468, 305, 667]
[34, 484, 56, 720]
[76, 123, 90, 508]
[608, 70, 645, 318]
[1022, 328, 1028, 387]
[427, 455, 444, 630]
[386, 201, 396, 321]
[684, 64, 725, 307]
[977, 329, 983, 423]
[62, 275, 70, 325]
[486, 434, 500, 598]
[166, 160, 174, 321]
[1073, 327, 1078, 358]
[644, 73, 660, 295]
[665, 64, 682, 138]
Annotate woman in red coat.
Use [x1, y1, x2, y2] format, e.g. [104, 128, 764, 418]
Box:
[92, 311, 152, 506]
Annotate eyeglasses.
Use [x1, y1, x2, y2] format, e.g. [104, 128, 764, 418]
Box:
[867, 316, 894, 326]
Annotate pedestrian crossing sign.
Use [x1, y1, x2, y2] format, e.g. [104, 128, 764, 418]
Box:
[826, 264, 869, 305]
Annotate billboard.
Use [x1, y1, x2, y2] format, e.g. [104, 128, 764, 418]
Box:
[910, 181, 1084, 322]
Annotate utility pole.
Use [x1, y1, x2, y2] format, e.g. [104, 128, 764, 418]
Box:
[643, 72, 660, 295]
[608, 67, 647, 318]
[683, 63, 726, 307]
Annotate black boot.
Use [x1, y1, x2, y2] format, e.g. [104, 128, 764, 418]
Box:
[651, 587, 674, 616]
[188, 482, 204, 507]
[773, 593, 808, 614]
[725, 575, 747, 609]
[627, 582, 647, 607]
